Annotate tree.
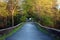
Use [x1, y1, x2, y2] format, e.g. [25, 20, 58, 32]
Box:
[22, 0, 60, 29]
[0, 2, 8, 28]
[6, 0, 19, 26]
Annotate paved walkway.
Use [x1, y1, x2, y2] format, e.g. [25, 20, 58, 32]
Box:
[6, 22, 54, 40]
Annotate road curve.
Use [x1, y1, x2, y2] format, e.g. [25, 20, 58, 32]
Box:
[6, 22, 54, 40]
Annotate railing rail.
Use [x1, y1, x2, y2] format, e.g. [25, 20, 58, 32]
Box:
[0, 23, 23, 32]
[34, 22, 60, 32]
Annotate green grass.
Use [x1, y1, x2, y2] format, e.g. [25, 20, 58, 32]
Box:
[35, 23, 49, 34]
[0, 23, 24, 40]
[37, 25, 49, 34]
[36, 23, 60, 40]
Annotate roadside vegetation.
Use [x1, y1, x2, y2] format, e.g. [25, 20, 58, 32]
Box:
[0, 0, 60, 29]
[0, 0, 60, 40]
[22, 0, 60, 29]
[0, 0, 26, 29]
[0, 23, 24, 40]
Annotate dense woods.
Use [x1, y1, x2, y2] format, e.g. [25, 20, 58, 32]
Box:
[0, 0, 26, 29]
[0, 0, 60, 29]
[22, 0, 60, 29]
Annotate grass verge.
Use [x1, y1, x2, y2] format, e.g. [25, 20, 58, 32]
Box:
[0, 23, 24, 40]
[36, 23, 60, 40]
[35, 23, 49, 34]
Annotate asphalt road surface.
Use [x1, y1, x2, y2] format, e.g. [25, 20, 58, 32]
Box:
[6, 22, 54, 40]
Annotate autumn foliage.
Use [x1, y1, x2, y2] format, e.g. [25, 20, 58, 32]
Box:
[0, 0, 60, 29]
[22, 0, 60, 29]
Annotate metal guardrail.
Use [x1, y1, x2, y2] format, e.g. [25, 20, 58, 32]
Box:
[35, 22, 60, 32]
[33, 22, 60, 38]
[0, 22, 59, 32]
[0, 23, 23, 32]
